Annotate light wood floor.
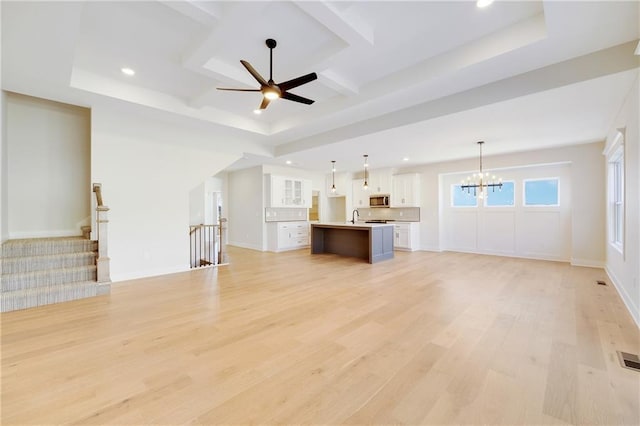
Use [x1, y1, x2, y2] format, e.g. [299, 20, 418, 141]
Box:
[2, 247, 639, 425]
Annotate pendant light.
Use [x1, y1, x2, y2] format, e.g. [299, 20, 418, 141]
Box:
[363, 154, 369, 190]
[461, 141, 502, 199]
[330, 160, 336, 193]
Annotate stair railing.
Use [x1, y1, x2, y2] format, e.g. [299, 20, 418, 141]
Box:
[189, 218, 227, 268]
[92, 183, 111, 283]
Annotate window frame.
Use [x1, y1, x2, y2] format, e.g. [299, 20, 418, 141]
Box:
[522, 177, 560, 207]
[483, 180, 515, 208]
[609, 148, 624, 253]
[451, 183, 478, 208]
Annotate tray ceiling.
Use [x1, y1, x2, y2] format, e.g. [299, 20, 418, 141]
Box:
[2, 1, 639, 171]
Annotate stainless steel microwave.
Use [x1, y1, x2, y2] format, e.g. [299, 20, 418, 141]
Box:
[369, 194, 390, 208]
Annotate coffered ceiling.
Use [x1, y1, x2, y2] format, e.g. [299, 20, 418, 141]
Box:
[2, 1, 639, 172]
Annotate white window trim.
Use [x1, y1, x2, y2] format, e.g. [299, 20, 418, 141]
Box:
[523, 177, 560, 207]
[607, 130, 624, 256]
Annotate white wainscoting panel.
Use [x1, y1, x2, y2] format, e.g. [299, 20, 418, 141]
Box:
[441, 163, 571, 261]
[517, 211, 568, 260]
[478, 210, 516, 255]
[445, 210, 477, 251]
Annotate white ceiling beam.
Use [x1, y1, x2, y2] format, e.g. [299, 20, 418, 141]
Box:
[294, 1, 374, 48]
[274, 40, 640, 157]
[318, 69, 359, 96]
[181, 2, 270, 84]
[158, 0, 221, 26]
[71, 68, 270, 135]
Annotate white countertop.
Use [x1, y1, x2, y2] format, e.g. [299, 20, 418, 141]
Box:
[312, 222, 394, 228]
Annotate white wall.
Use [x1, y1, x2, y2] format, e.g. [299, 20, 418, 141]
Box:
[227, 164, 326, 251]
[604, 71, 639, 327]
[441, 163, 572, 261]
[1, 90, 8, 242]
[6, 93, 91, 238]
[399, 142, 606, 266]
[227, 166, 264, 251]
[189, 182, 206, 226]
[190, 176, 225, 226]
[91, 106, 243, 281]
[0, 6, 6, 242]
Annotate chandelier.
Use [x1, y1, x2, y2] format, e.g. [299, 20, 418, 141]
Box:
[461, 141, 502, 199]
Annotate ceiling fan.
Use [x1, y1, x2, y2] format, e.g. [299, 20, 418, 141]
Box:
[217, 38, 317, 111]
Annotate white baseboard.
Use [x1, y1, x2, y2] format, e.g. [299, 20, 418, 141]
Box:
[605, 266, 640, 329]
[227, 241, 264, 252]
[111, 264, 191, 283]
[8, 229, 82, 239]
[419, 245, 443, 252]
[267, 245, 310, 253]
[571, 258, 605, 268]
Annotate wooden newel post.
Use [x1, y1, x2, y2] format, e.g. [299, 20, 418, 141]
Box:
[96, 205, 111, 283]
[93, 183, 111, 284]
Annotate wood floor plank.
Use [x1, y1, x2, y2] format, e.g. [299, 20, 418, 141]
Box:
[1, 247, 638, 425]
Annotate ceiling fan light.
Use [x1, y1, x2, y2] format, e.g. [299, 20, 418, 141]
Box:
[264, 90, 280, 100]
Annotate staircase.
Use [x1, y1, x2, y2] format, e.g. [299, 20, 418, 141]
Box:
[0, 237, 108, 312]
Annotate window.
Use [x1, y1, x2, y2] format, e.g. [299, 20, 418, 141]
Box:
[610, 151, 624, 249]
[485, 181, 514, 206]
[523, 178, 559, 206]
[452, 184, 477, 207]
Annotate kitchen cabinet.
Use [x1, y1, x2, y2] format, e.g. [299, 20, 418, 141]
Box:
[391, 173, 421, 207]
[326, 172, 349, 197]
[267, 221, 310, 252]
[367, 170, 392, 194]
[352, 179, 369, 208]
[267, 175, 312, 208]
[393, 222, 420, 251]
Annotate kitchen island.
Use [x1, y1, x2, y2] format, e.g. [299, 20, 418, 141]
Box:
[311, 222, 394, 263]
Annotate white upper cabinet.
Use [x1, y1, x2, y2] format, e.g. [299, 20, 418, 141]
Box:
[352, 179, 369, 208]
[367, 170, 392, 194]
[267, 175, 312, 208]
[391, 173, 421, 207]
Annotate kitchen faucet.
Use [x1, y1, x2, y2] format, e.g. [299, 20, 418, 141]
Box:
[351, 209, 360, 224]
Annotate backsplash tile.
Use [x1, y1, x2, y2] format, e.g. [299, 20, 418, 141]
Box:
[265, 208, 308, 222]
[356, 207, 420, 222]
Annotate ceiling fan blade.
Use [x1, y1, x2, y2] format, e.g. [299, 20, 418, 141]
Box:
[281, 92, 315, 105]
[240, 60, 268, 86]
[259, 97, 271, 110]
[216, 88, 261, 92]
[278, 72, 318, 92]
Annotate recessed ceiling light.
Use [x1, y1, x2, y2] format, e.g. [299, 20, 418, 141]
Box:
[476, 0, 494, 8]
[253, 109, 262, 115]
[285, 160, 292, 165]
[403, 157, 409, 162]
[121, 67, 135, 76]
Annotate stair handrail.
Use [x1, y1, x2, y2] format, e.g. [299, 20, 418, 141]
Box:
[92, 183, 111, 283]
[93, 182, 104, 207]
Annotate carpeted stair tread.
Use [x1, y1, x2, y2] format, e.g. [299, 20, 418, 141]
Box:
[2, 252, 97, 274]
[2, 265, 97, 291]
[0, 236, 106, 312]
[1, 238, 98, 257]
[0, 281, 103, 312]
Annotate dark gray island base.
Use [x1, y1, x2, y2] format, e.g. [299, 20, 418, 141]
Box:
[311, 223, 394, 263]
